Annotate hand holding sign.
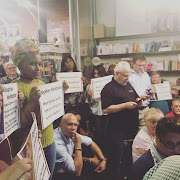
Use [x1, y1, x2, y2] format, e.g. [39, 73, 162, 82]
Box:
[30, 87, 41, 102]
[18, 90, 25, 105]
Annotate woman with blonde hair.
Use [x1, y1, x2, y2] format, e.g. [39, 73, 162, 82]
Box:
[132, 108, 164, 163]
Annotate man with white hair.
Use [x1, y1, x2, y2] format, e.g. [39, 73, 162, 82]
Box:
[101, 61, 140, 180]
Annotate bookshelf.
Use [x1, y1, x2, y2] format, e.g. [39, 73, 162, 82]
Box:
[96, 50, 180, 58]
[94, 32, 180, 72]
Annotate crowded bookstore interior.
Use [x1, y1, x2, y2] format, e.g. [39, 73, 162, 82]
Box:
[0, 0, 180, 180]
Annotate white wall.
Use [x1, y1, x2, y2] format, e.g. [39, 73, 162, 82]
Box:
[96, 0, 116, 27]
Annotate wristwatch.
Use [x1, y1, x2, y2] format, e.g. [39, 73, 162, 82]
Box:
[99, 158, 107, 162]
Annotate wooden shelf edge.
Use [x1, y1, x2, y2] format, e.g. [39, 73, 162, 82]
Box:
[96, 50, 180, 57]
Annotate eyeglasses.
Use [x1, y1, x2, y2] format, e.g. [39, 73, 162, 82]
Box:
[7, 67, 16, 70]
[159, 137, 180, 149]
[119, 72, 130, 78]
[173, 105, 180, 108]
[135, 63, 146, 67]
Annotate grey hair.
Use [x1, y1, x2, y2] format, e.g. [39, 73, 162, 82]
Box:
[4, 62, 16, 70]
[114, 61, 131, 73]
[172, 98, 180, 106]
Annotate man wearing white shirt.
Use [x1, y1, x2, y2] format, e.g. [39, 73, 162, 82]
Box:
[129, 55, 153, 130]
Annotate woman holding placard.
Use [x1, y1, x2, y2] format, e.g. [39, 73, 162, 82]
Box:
[10, 39, 55, 178]
[61, 55, 89, 130]
[86, 65, 108, 152]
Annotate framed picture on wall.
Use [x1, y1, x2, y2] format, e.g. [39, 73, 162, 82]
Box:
[0, 26, 8, 43]
[8, 24, 21, 46]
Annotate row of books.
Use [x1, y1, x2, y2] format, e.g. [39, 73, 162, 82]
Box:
[149, 60, 180, 71]
[96, 40, 173, 55]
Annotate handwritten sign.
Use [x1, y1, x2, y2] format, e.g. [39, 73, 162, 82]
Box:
[56, 72, 83, 93]
[38, 81, 64, 129]
[91, 75, 113, 99]
[2, 83, 20, 139]
[151, 81, 172, 101]
[18, 115, 50, 180]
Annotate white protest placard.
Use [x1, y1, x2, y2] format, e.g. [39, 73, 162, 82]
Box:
[56, 72, 83, 93]
[18, 114, 50, 180]
[150, 81, 172, 101]
[38, 81, 64, 129]
[2, 83, 20, 139]
[91, 75, 113, 99]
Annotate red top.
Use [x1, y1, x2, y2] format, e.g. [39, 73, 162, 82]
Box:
[165, 111, 175, 118]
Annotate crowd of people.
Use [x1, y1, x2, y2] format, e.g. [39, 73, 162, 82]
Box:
[0, 39, 180, 180]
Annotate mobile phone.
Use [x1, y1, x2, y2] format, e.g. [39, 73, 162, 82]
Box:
[136, 98, 142, 104]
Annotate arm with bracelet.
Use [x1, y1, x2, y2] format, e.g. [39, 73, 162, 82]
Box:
[89, 141, 107, 173]
[72, 132, 83, 176]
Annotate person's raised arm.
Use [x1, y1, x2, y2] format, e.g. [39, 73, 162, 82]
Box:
[71, 132, 83, 176]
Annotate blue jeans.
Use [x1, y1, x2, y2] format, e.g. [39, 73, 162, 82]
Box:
[43, 142, 56, 180]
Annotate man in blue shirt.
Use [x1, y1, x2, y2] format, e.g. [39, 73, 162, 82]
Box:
[53, 113, 106, 177]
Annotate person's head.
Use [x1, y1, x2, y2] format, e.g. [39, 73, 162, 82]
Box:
[114, 61, 131, 86]
[171, 98, 180, 117]
[151, 71, 161, 84]
[92, 65, 106, 78]
[132, 55, 146, 73]
[4, 62, 17, 77]
[60, 113, 79, 138]
[107, 64, 116, 75]
[156, 117, 180, 157]
[61, 55, 78, 72]
[12, 39, 42, 80]
[144, 108, 164, 136]
[68, 110, 81, 122]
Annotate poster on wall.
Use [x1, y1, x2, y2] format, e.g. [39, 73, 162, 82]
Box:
[8, 24, 21, 46]
[0, 24, 21, 47]
[38, 81, 64, 129]
[0, 26, 8, 44]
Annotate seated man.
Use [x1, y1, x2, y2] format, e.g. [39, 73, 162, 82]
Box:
[165, 98, 180, 121]
[53, 113, 106, 178]
[128, 117, 180, 180]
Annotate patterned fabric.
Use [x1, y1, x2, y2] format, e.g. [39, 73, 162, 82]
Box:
[12, 39, 39, 67]
[143, 155, 180, 180]
[150, 141, 163, 164]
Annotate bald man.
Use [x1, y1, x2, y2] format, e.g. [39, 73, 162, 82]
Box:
[53, 113, 106, 178]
